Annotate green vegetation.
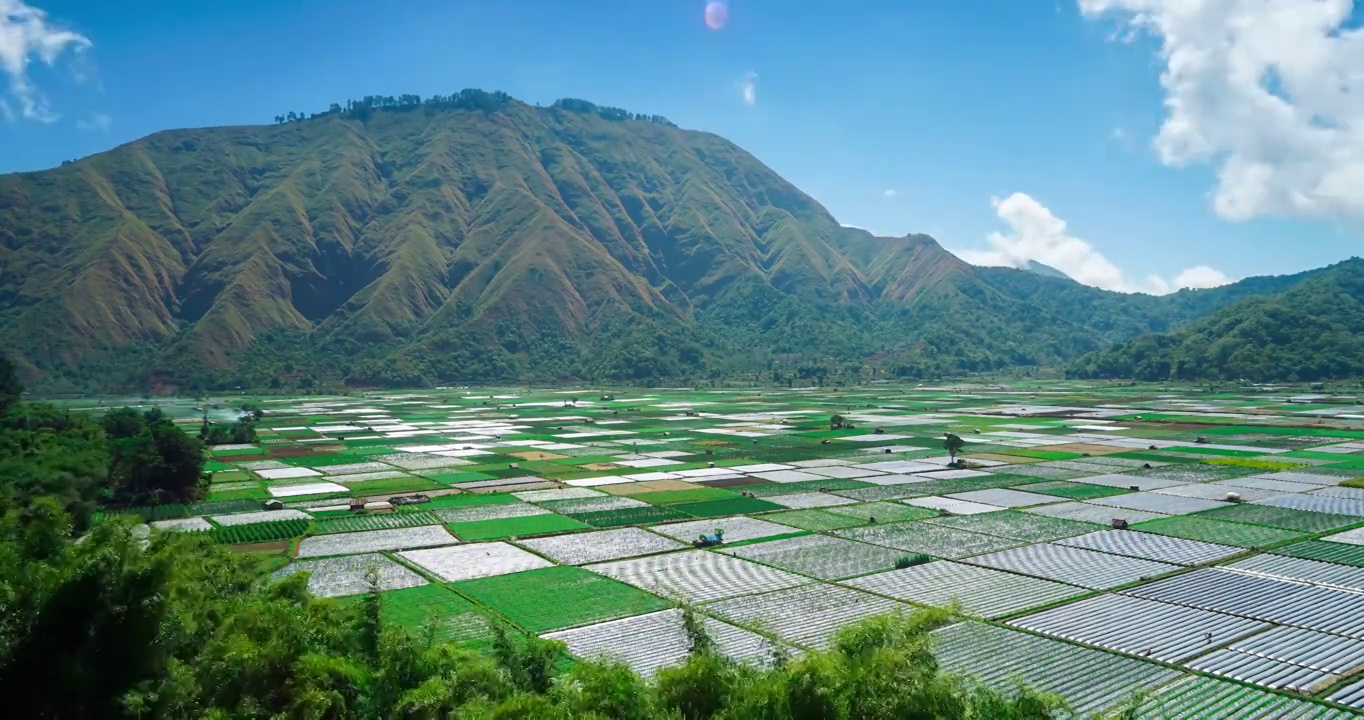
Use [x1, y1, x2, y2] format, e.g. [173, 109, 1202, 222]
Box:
[452, 566, 672, 633]
[571, 505, 692, 527]
[0, 92, 1332, 392]
[209, 518, 311, 544]
[1131, 516, 1305, 548]
[1071, 259, 1364, 382]
[448, 514, 590, 540]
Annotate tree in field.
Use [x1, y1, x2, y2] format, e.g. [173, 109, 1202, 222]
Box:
[830, 414, 848, 430]
[103, 408, 205, 505]
[944, 433, 965, 465]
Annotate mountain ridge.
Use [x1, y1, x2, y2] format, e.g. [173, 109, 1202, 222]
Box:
[0, 91, 1333, 390]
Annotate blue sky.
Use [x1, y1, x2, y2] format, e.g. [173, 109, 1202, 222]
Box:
[2, 0, 1361, 293]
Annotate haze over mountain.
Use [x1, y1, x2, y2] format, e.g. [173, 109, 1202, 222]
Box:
[0, 92, 1332, 390]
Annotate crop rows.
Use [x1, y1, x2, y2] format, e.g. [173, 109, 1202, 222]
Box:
[312, 511, 442, 535]
[211, 518, 311, 544]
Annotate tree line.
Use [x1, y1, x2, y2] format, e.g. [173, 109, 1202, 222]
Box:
[271, 90, 677, 128]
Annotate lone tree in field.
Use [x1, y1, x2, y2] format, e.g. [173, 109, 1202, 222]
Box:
[830, 414, 847, 430]
[944, 433, 965, 465]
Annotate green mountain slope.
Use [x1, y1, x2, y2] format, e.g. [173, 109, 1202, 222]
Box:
[0, 91, 1326, 390]
[1069, 259, 1364, 382]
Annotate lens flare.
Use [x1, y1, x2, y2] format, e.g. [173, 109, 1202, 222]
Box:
[705, 1, 729, 31]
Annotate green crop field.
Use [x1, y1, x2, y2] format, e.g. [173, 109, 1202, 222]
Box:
[451, 566, 671, 633]
[1131, 516, 1306, 548]
[569, 506, 691, 527]
[448, 514, 590, 540]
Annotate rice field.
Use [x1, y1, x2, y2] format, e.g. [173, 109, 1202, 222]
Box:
[108, 382, 1364, 714]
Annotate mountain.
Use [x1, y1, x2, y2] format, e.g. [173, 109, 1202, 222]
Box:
[0, 91, 1325, 390]
[1069, 259, 1364, 382]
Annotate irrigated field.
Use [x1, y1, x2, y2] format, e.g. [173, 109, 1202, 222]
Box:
[101, 382, 1364, 715]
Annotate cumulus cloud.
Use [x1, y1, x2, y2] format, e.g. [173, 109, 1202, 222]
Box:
[1079, 0, 1364, 222]
[883, 189, 901, 198]
[955, 192, 1232, 295]
[738, 71, 757, 106]
[0, 0, 90, 123]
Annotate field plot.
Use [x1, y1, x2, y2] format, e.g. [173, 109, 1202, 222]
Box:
[312, 511, 441, 535]
[836, 522, 1023, 559]
[1188, 625, 1364, 691]
[1023, 501, 1168, 525]
[671, 497, 785, 516]
[1140, 675, 1356, 719]
[966, 543, 1180, 589]
[1195, 503, 1361, 533]
[944, 488, 1057, 508]
[585, 550, 808, 603]
[571, 506, 690, 527]
[763, 509, 866, 532]
[704, 583, 903, 649]
[515, 527, 685, 565]
[922, 511, 1094, 543]
[1127, 568, 1364, 639]
[434, 502, 548, 523]
[1024, 481, 1131, 500]
[452, 566, 670, 632]
[211, 509, 311, 526]
[931, 621, 1180, 717]
[1057, 529, 1241, 565]
[1088, 492, 1227, 515]
[275, 553, 427, 597]
[360, 585, 493, 644]
[824, 501, 939, 523]
[1275, 540, 1364, 567]
[718, 534, 904, 580]
[649, 516, 795, 543]
[295, 526, 457, 558]
[845, 561, 1085, 618]
[542, 609, 784, 677]
[1009, 593, 1268, 663]
[1225, 553, 1364, 592]
[1131, 515, 1304, 548]
[447, 513, 589, 540]
[765, 492, 858, 509]
[399, 542, 552, 582]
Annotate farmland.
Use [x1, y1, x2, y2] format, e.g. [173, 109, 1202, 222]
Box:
[101, 381, 1364, 716]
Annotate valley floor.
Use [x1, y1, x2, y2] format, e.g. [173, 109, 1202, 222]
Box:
[102, 381, 1364, 717]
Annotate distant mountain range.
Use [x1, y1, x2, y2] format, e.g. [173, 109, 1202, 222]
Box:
[0, 91, 1346, 390]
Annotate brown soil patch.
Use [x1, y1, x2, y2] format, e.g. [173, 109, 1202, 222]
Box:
[695, 440, 733, 447]
[510, 450, 570, 461]
[603, 480, 699, 495]
[967, 453, 1035, 464]
[579, 462, 623, 471]
[268, 445, 342, 458]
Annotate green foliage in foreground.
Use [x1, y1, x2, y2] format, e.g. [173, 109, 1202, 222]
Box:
[0, 516, 1083, 720]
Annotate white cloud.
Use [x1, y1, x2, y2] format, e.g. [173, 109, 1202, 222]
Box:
[0, 0, 91, 123]
[955, 192, 1232, 295]
[883, 189, 901, 198]
[1079, 0, 1364, 222]
[1174, 264, 1231, 289]
[738, 71, 757, 106]
[75, 111, 108, 131]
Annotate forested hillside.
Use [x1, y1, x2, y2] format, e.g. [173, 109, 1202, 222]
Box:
[1069, 259, 1364, 382]
[0, 91, 1323, 390]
